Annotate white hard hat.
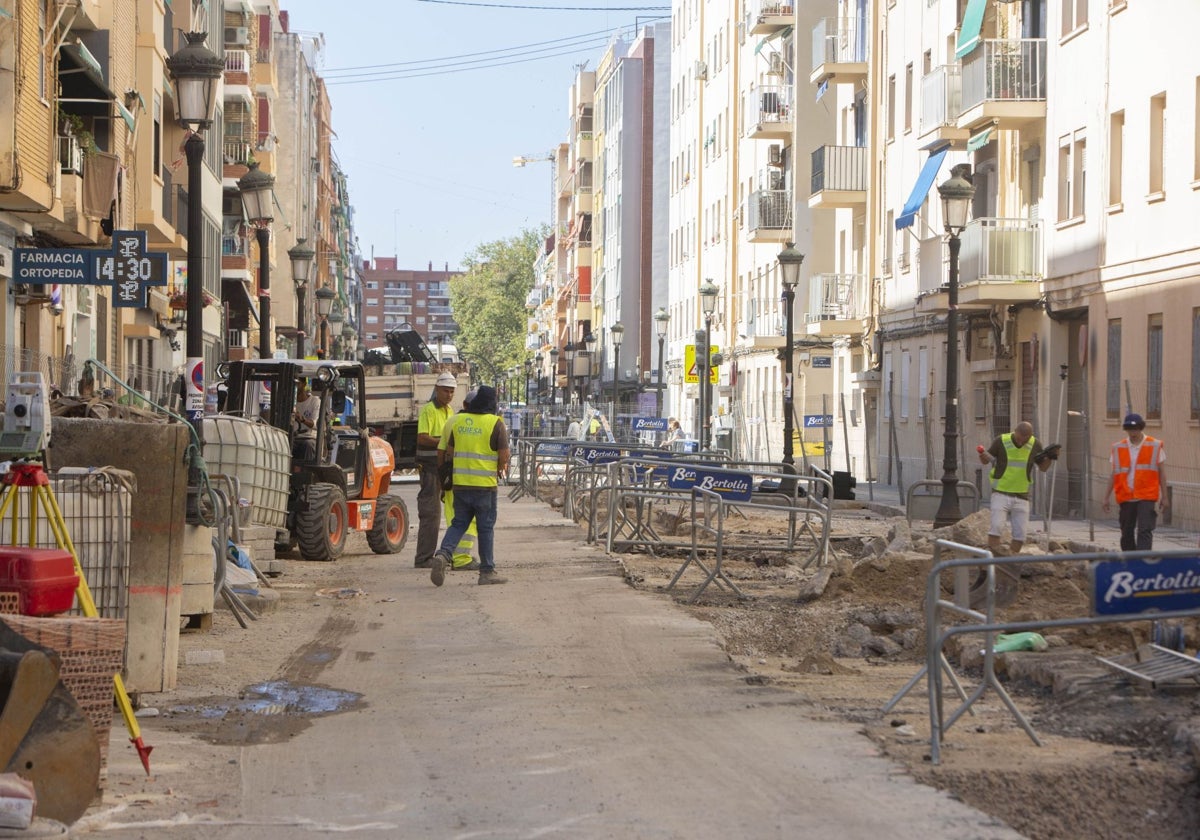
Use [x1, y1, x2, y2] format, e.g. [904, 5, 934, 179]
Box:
[435, 373, 457, 388]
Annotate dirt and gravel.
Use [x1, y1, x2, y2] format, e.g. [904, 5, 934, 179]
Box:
[608, 498, 1200, 840]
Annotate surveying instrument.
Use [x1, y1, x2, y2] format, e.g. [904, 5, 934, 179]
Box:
[0, 372, 153, 774]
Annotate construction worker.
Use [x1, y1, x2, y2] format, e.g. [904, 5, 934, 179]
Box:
[431, 385, 510, 586]
[977, 421, 1055, 556]
[413, 373, 457, 569]
[1102, 412, 1168, 550]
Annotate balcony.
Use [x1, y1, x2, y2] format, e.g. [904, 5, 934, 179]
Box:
[575, 131, 593, 161]
[808, 145, 867, 209]
[748, 0, 794, 35]
[746, 85, 793, 140]
[957, 39, 1047, 132]
[918, 218, 1042, 311]
[223, 49, 252, 104]
[805, 273, 865, 338]
[810, 17, 867, 86]
[918, 65, 969, 150]
[223, 140, 253, 166]
[737, 307, 784, 350]
[746, 189, 792, 242]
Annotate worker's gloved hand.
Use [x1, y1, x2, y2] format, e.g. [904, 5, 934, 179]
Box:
[1034, 443, 1062, 464]
[437, 461, 453, 492]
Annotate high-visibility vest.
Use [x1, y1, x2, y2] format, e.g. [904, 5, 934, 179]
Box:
[1112, 436, 1162, 504]
[450, 412, 501, 488]
[416, 400, 451, 461]
[991, 433, 1035, 495]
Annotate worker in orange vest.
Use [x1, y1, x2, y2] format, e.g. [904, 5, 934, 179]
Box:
[1102, 413, 1168, 551]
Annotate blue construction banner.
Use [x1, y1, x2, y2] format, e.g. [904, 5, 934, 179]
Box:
[1091, 555, 1200, 616]
[631, 417, 669, 432]
[570, 444, 622, 463]
[536, 442, 570, 457]
[666, 466, 753, 502]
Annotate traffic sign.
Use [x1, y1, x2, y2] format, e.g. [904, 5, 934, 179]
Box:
[683, 344, 719, 384]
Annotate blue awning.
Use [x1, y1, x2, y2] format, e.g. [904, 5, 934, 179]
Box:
[895, 148, 948, 230]
[956, 0, 987, 59]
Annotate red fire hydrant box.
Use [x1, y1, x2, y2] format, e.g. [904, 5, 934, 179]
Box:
[0, 547, 79, 616]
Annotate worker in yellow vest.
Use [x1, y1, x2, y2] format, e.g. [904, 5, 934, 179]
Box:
[977, 421, 1055, 556]
[1102, 413, 1168, 550]
[413, 373, 457, 569]
[431, 385, 510, 586]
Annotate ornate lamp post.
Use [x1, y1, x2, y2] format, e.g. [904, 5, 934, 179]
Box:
[236, 162, 275, 360]
[698, 280, 718, 448]
[166, 31, 222, 521]
[534, 353, 543, 404]
[777, 242, 805, 465]
[549, 347, 559, 410]
[315, 285, 335, 358]
[326, 306, 344, 358]
[564, 342, 577, 407]
[610, 322, 625, 435]
[654, 307, 670, 418]
[584, 332, 597, 402]
[288, 238, 315, 359]
[933, 163, 976, 528]
[523, 358, 532, 405]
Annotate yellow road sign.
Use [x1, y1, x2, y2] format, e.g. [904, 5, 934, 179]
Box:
[684, 344, 720, 384]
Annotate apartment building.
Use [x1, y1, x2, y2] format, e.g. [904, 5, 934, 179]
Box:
[812, 0, 1200, 524]
[360, 259, 459, 350]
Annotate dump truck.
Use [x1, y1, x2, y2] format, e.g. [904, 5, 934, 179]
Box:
[361, 327, 471, 471]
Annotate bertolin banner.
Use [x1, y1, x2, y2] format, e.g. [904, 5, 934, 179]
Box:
[569, 444, 622, 463]
[1091, 555, 1200, 617]
[667, 466, 753, 502]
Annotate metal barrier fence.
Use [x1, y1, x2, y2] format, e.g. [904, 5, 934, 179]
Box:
[888, 543, 1200, 764]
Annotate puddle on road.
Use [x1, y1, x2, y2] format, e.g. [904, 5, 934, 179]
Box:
[165, 680, 364, 745]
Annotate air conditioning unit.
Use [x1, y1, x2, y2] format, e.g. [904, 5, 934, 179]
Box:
[768, 169, 786, 191]
[768, 53, 784, 76]
[768, 144, 783, 167]
[694, 61, 708, 81]
[224, 26, 249, 46]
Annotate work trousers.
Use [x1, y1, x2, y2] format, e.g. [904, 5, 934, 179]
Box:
[1118, 499, 1158, 551]
[415, 460, 441, 566]
[439, 487, 498, 571]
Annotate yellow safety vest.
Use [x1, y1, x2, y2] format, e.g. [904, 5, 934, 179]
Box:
[450, 412, 501, 488]
[992, 433, 1035, 495]
[416, 400, 451, 461]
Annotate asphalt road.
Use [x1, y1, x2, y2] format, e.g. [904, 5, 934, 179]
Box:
[80, 484, 1023, 839]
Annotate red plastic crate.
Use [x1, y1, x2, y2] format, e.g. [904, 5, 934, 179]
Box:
[0, 547, 79, 616]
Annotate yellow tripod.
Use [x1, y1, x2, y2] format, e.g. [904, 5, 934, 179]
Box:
[0, 460, 152, 774]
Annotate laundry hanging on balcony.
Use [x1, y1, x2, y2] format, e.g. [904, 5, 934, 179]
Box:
[895, 148, 948, 230]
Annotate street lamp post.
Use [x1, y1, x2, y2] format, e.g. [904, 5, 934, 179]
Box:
[933, 163, 976, 528]
[777, 243, 805, 466]
[166, 31, 223, 520]
[698, 280, 718, 449]
[584, 332, 597, 403]
[534, 353, 543, 404]
[523, 359, 532, 406]
[549, 347, 559, 416]
[327, 306, 344, 359]
[564, 342, 577, 408]
[288, 239, 315, 359]
[610, 322, 624, 436]
[315, 285, 335, 358]
[654, 307, 670, 418]
[237, 162, 275, 360]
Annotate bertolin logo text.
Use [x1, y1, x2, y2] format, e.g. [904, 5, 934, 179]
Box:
[1103, 568, 1200, 604]
[698, 474, 751, 495]
[671, 467, 697, 483]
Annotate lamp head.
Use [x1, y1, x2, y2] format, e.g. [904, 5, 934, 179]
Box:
[314, 285, 336, 318]
[611, 322, 625, 347]
[237, 161, 276, 225]
[166, 32, 224, 129]
[777, 241, 805, 289]
[288, 238, 315, 287]
[938, 163, 975, 235]
[699, 280, 718, 316]
[654, 306, 670, 338]
[584, 332, 597, 352]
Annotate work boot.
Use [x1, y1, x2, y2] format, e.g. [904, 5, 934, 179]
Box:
[430, 551, 449, 587]
[452, 559, 481, 571]
[478, 569, 507, 585]
[414, 558, 432, 569]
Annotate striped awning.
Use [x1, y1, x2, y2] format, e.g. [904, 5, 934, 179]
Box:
[955, 0, 987, 59]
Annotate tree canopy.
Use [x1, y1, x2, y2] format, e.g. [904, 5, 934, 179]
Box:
[450, 227, 546, 387]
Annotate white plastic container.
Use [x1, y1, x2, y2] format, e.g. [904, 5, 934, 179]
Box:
[201, 415, 290, 529]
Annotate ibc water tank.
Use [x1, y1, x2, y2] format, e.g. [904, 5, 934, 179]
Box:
[201, 415, 290, 529]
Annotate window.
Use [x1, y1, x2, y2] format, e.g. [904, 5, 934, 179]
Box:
[1147, 315, 1162, 420]
[1108, 111, 1124, 207]
[1057, 131, 1086, 221]
[366, 281, 378, 289]
[900, 350, 910, 420]
[153, 94, 162, 177]
[882, 353, 893, 418]
[1062, 0, 1088, 36]
[1149, 92, 1166, 196]
[366, 315, 379, 325]
[1192, 308, 1200, 420]
[365, 298, 378, 306]
[918, 348, 929, 418]
[1106, 319, 1121, 419]
[904, 64, 913, 133]
[887, 75, 896, 141]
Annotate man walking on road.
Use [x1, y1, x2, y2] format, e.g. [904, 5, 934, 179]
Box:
[1102, 412, 1168, 550]
[414, 373, 458, 569]
[978, 420, 1056, 556]
[431, 385, 510, 586]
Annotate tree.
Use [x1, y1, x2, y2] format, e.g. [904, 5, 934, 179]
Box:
[450, 227, 546, 387]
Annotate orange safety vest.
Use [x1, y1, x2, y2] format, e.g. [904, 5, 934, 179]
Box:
[1112, 436, 1162, 504]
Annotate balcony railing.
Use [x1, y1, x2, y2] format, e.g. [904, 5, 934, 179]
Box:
[810, 145, 867, 195]
[806, 273, 863, 322]
[960, 39, 1047, 113]
[223, 140, 253, 165]
[811, 16, 867, 74]
[224, 49, 250, 74]
[958, 217, 1042, 284]
[747, 189, 792, 231]
[227, 329, 248, 348]
[746, 85, 793, 132]
[222, 235, 247, 256]
[920, 64, 962, 135]
[58, 135, 83, 175]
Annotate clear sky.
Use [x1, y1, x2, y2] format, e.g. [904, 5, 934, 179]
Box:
[277, 0, 669, 271]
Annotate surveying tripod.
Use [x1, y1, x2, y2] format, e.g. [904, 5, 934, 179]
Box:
[0, 460, 153, 774]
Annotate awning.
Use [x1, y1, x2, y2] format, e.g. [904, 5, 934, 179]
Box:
[59, 43, 115, 112]
[115, 100, 136, 132]
[967, 126, 993, 152]
[895, 148, 948, 230]
[955, 0, 987, 59]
